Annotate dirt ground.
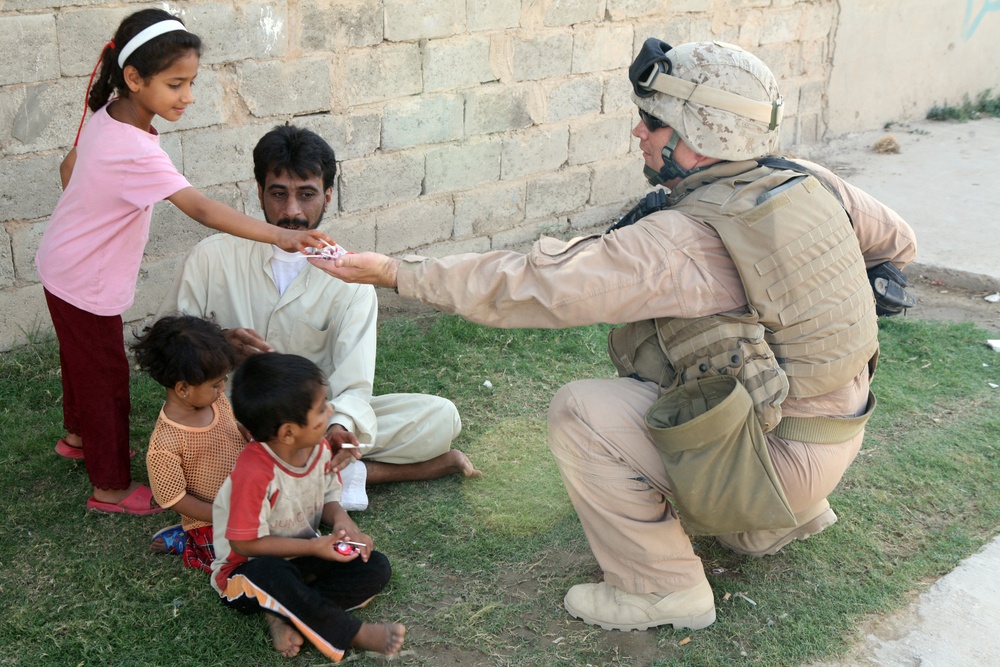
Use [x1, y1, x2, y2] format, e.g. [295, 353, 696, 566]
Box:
[892, 264, 1000, 334]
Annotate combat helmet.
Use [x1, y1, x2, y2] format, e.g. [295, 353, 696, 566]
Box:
[629, 40, 783, 183]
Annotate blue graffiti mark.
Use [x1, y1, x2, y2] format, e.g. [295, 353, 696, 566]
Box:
[964, 0, 1000, 39]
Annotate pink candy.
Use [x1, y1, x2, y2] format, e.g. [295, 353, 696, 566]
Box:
[304, 241, 348, 260]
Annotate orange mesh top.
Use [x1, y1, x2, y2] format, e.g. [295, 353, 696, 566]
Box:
[146, 393, 247, 531]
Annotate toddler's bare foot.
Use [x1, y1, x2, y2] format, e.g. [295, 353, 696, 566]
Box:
[150, 537, 167, 554]
[351, 622, 405, 656]
[265, 612, 304, 658]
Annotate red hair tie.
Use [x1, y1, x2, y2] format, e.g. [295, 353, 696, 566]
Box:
[73, 39, 115, 147]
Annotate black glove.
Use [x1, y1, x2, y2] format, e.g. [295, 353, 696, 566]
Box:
[867, 262, 916, 316]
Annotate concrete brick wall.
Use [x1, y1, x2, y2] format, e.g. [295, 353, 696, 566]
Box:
[6, 0, 989, 351]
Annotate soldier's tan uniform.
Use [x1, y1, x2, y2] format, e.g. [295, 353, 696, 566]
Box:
[396, 158, 915, 594]
[311, 38, 920, 631]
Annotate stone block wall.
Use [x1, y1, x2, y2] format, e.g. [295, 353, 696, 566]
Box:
[0, 0, 842, 350]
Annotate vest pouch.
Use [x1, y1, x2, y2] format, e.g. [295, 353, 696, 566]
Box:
[644, 375, 797, 536]
[608, 321, 678, 388]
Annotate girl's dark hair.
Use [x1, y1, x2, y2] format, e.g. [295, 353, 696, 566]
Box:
[89, 9, 202, 112]
[231, 353, 327, 443]
[131, 315, 237, 389]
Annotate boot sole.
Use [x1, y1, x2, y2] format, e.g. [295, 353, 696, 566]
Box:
[719, 508, 838, 557]
[563, 599, 717, 632]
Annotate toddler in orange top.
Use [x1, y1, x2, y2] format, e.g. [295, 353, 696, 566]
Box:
[132, 314, 248, 572]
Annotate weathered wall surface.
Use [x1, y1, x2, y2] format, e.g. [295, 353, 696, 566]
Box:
[0, 0, 995, 351]
[827, 0, 1000, 135]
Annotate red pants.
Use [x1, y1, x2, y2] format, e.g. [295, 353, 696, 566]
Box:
[44, 289, 132, 490]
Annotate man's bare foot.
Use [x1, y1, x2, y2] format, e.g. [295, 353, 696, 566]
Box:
[364, 450, 481, 484]
[351, 622, 405, 655]
[448, 449, 483, 478]
[264, 612, 304, 658]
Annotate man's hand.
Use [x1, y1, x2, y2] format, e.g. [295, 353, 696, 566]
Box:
[325, 424, 363, 472]
[274, 227, 334, 254]
[307, 251, 401, 288]
[223, 327, 274, 364]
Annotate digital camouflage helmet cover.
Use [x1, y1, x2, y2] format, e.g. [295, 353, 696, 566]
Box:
[630, 40, 784, 165]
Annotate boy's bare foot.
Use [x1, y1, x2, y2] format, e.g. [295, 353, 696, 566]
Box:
[351, 622, 405, 656]
[264, 612, 304, 658]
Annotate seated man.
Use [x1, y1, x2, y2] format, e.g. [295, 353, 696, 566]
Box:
[157, 125, 479, 509]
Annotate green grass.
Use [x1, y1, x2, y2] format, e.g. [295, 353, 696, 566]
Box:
[1, 315, 997, 666]
[927, 88, 1000, 121]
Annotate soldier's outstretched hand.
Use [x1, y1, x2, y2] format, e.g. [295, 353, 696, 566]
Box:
[308, 251, 400, 289]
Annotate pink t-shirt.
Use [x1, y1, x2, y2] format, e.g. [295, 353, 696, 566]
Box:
[36, 103, 191, 316]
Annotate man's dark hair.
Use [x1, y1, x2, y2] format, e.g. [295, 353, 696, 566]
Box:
[253, 125, 338, 191]
[231, 352, 327, 443]
[132, 315, 237, 388]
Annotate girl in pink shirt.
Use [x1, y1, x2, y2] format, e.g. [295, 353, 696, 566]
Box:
[35, 9, 331, 515]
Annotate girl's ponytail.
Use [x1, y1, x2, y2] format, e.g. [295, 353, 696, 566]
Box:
[72, 8, 201, 144]
[87, 40, 119, 113]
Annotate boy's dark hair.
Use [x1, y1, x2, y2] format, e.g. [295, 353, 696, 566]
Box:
[89, 9, 203, 112]
[253, 125, 338, 192]
[231, 353, 327, 443]
[131, 315, 237, 389]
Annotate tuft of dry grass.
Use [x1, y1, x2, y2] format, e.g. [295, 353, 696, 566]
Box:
[873, 135, 901, 154]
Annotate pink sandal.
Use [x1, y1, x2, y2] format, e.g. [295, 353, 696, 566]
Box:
[87, 484, 163, 516]
[55, 438, 136, 461]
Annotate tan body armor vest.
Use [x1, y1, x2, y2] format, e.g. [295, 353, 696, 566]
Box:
[609, 161, 878, 424]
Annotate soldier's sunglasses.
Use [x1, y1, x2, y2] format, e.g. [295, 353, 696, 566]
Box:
[638, 108, 668, 132]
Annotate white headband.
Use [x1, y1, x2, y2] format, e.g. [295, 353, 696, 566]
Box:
[117, 20, 188, 69]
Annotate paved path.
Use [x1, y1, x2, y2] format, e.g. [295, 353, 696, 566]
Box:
[797, 118, 1000, 666]
[801, 117, 1000, 285]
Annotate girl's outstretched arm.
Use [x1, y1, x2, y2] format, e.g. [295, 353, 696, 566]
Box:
[168, 186, 332, 253]
[60, 148, 77, 190]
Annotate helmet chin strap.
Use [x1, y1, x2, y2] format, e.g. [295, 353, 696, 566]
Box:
[643, 131, 711, 186]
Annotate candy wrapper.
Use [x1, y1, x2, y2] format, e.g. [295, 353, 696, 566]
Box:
[303, 241, 348, 260]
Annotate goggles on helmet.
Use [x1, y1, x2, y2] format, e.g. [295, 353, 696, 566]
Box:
[629, 38, 784, 131]
[637, 108, 668, 132]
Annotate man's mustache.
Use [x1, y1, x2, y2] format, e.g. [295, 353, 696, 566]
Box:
[277, 217, 311, 230]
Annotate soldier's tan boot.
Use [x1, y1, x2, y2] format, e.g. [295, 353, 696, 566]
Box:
[563, 579, 716, 631]
[716, 498, 837, 557]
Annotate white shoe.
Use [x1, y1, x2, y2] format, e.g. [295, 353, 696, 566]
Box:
[563, 580, 716, 632]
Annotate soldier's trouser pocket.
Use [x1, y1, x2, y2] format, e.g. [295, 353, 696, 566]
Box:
[645, 376, 797, 536]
